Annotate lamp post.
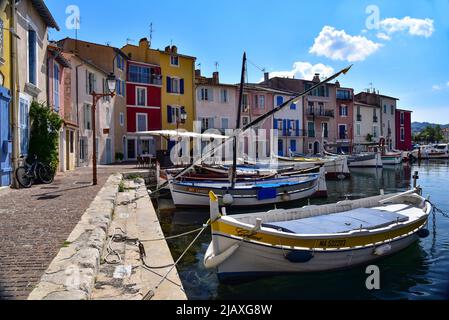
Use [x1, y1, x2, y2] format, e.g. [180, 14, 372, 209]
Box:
[90, 72, 116, 185]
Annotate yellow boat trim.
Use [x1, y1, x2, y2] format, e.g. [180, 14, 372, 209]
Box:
[211, 218, 427, 249]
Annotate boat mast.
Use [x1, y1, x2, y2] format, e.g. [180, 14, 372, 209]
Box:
[231, 52, 247, 188]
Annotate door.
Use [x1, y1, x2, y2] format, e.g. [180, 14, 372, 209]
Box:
[127, 139, 136, 160]
[313, 141, 320, 155]
[290, 140, 297, 154]
[278, 139, 284, 156]
[339, 125, 346, 140]
[0, 88, 11, 187]
[106, 138, 112, 164]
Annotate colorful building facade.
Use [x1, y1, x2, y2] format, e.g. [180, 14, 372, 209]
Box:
[0, 0, 12, 187]
[335, 84, 354, 153]
[395, 109, 412, 151]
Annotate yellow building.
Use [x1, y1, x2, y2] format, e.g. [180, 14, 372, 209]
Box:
[0, 0, 11, 90]
[122, 38, 196, 150]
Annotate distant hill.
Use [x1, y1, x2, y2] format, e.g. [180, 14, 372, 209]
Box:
[412, 122, 449, 134]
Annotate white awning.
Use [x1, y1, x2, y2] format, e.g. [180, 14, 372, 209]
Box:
[134, 130, 229, 140]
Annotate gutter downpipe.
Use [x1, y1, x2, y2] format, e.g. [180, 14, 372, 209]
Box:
[75, 61, 83, 167]
[10, 0, 19, 188]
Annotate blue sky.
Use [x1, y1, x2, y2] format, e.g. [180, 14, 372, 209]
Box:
[46, 0, 449, 123]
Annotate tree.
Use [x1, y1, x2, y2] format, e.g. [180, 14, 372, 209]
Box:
[28, 101, 63, 171]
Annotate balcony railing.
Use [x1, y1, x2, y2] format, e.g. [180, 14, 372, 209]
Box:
[307, 109, 335, 118]
[278, 129, 306, 137]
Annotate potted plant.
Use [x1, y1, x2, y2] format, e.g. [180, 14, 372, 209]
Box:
[115, 152, 124, 163]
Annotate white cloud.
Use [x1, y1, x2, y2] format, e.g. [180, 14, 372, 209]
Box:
[432, 85, 442, 91]
[309, 26, 382, 62]
[376, 32, 391, 41]
[262, 62, 335, 82]
[380, 17, 435, 38]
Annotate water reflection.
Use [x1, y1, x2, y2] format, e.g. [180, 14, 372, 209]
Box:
[157, 162, 449, 300]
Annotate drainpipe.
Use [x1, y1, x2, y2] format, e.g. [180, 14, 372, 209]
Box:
[75, 61, 83, 167]
[10, 0, 19, 188]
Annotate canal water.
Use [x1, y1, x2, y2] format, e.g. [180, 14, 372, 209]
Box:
[156, 161, 449, 300]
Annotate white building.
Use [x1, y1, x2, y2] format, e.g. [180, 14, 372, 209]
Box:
[353, 102, 380, 146]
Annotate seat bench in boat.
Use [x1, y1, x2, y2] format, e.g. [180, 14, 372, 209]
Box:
[262, 207, 409, 235]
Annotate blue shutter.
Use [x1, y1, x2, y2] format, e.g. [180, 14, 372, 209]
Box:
[167, 106, 172, 123]
[282, 119, 287, 136]
[273, 118, 278, 130]
[290, 140, 296, 152]
[180, 79, 184, 94]
[295, 120, 300, 136]
[290, 103, 296, 110]
[276, 96, 283, 106]
[166, 77, 171, 93]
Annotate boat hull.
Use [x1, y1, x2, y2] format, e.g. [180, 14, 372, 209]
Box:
[169, 176, 320, 208]
[348, 153, 383, 168]
[212, 232, 419, 280]
[382, 155, 402, 165]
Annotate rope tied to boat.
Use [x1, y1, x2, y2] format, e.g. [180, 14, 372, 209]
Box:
[426, 200, 449, 219]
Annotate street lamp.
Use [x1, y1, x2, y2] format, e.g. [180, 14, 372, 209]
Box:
[91, 72, 116, 185]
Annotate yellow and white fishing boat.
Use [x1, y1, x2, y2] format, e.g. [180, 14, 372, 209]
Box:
[204, 188, 431, 281]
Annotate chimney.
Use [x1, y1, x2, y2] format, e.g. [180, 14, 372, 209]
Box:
[313, 73, 320, 83]
[335, 80, 340, 88]
[171, 45, 178, 54]
[139, 38, 150, 48]
[164, 46, 171, 53]
[264, 72, 269, 82]
[212, 72, 219, 84]
[195, 69, 201, 78]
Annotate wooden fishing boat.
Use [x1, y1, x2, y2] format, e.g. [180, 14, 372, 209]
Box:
[348, 153, 383, 168]
[169, 173, 321, 208]
[204, 188, 431, 281]
[381, 151, 402, 165]
[276, 154, 350, 179]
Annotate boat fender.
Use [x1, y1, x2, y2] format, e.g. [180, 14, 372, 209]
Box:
[222, 193, 234, 206]
[285, 250, 314, 263]
[373, 244, 392, 256]
[281, 191, 291, 202]
[417, 228, 430, 238]
[204, 243, 240, 269]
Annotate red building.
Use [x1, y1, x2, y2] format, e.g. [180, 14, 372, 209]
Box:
[125, 60, 162, 159]
[395, 109, 412, 151]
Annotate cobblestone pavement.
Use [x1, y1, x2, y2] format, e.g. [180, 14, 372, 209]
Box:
[0, 164, 137, 300]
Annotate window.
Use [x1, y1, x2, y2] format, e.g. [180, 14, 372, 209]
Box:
[201, 118, 214, 131]
[84, 104, 92, 130]
[276, 96, 284, 106]
[253, 95, 259, 108]
[391, 105, 394, 115]
[116, 79, 125, 96]
[322, 123, 329, 138]
[384, 105, 387, 114]
[242, 95, 249, 111]
[28, 29, 37, 85]
[373, 126, 378, 138]
[400, 112, 404, 126]
[356, 124, 361, 136]
[290, 140, 297, 152]
[69, 131, 74, 153]
[86, 71, 96, 94]
[290, 103, 296, 110]
[105, 107, 111, 127]
[400, 127, 405, 142]
[337, 89, 352, 100]
[304, 83, 329, 97]
[259, 95, 265, 110]
[167, 77, 184, 94]
[200, 88, 213, 101]
[220, 89, 228, 103]
[170, 55, 179, 66]
[136, 113, 148, 132]
[117, 55, 124, 70]
[308, 122, 315, 137]
[242, 116, 249, 126]
[136, 87, 147, 106]
[79, 137, 87, 160]
[53, 64, 60, 112]
[19, 97, 30, 156]
[338, 124, 346, 139]
[119, 112, 124, 127]
[167, 105, 185, 124]
[0, 19, 4, 59]
[339, 105, 348, 116]
[128, 65, 151, 84]
[221, 118, 229, 129]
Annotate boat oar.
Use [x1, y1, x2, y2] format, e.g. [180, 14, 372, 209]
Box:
[152, 64, 353, 194]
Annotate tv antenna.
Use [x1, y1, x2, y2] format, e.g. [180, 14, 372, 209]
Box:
[126, 38, 135, 44]
[149, 22, 155, 45]
[214, 61, 219, 72]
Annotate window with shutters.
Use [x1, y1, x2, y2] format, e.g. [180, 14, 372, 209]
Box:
[201, 118, 214, 131]
[220, 89, 228, 103]
[242, 94, 249, 111]
[28, 28, 37, 85]
[339, 105, 348, 116]
[53, 64, 60, 112]
[84, 104, 92, 130]
[128, 65, 151, 84]
[136, 87, 147, 106]
[87, 71, 96, 94]
[221, 118, 229, 129]
[168, 106, 184, 124]
[170, 55, 179, 66]
[136, 113, 148, 132]
[356, 123, 361, 136]
[79, 137, 88, 160]
[259, 95, 265, 110]
[199, 88, 213, 101]
[276, 96, 284, 107]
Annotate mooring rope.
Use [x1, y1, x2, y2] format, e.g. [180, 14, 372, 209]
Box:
[426, 200, 449, 218]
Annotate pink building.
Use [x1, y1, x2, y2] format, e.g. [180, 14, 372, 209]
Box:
[335, 83, 354, 153]
[47, 43, 76, 172]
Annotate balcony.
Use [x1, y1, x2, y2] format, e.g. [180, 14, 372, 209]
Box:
[357, 114, 362, 122]
[278, 129, 306, 137]
[307, 108, 334, 118]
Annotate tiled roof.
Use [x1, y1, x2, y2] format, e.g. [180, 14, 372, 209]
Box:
[30, 0, 60, 31]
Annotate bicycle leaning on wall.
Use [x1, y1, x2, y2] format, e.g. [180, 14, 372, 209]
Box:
[15, 155, 55, 188]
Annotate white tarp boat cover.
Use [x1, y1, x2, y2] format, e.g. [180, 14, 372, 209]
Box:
[134, 130, 228, 140]
[262, 207, 409, 235]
